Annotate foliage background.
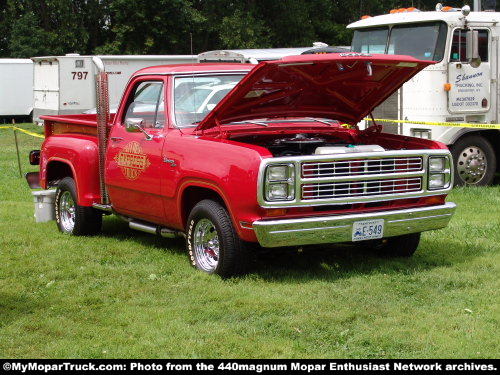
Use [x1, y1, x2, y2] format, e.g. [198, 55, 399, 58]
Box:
[0, 0, 467, 58]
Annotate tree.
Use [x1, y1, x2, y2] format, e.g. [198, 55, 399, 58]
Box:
[95, 0, 204, 54]
[0, 0, 9, 56]
[0, 0, 474, 58]
[6, 0, 90, 57]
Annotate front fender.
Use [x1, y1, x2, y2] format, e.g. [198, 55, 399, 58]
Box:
[165, 134, 268, 241]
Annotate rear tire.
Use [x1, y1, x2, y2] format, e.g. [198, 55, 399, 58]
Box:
[55, 177, 102, 235]
[186, 199, 250, 277]
[372, 233, 421, 257]
[451, 135, 496, 186]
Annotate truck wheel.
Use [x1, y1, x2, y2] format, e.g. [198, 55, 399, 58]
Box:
[451, 135, 496, 186]
[376, 233, 421, 257]
[55, 177, 102, 235]
[186, 199, 249, 277]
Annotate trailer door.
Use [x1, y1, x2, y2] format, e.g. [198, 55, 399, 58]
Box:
[58, 57, 95, 114]
[33, 60, 59, 122]
[448, 28, 491, 114]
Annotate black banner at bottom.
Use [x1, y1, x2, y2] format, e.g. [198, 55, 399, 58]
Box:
[0, 359, 498, 374]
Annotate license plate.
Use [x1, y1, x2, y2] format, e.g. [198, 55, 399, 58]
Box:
[352, 219, 384, 242]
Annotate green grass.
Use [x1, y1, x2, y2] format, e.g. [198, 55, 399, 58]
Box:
[0, 123, 499, 359]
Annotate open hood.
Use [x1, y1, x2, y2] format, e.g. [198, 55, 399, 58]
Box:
[196, 53, 433, 131]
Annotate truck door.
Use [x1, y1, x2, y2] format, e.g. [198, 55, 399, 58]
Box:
[448, 28, 491, 114]
[105, 78, 167, 224]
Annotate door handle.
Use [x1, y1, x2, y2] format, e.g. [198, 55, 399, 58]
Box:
[110, 136, 124, 142]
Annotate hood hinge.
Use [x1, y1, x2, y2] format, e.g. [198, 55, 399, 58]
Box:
[362, 112, 382, 136]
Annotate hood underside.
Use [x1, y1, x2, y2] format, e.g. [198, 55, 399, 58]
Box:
[196, 53, 433, 131]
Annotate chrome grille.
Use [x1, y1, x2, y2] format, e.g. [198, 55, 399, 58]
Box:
[302, 157, 423, 178]
[302, 177, 422, 200]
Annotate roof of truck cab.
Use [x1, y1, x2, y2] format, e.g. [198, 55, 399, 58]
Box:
[348, 11, 500, 29]
[133, 63, 255, 76]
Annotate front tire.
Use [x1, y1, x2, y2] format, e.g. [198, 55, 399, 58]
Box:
[55, 177, 102, 235]
[451, 135, 496, 186]
[186, 199, 250, 277]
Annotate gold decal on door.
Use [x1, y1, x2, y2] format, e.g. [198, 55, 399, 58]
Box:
[114, 141, 151, 180]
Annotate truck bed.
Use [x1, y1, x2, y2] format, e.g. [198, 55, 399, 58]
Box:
[41, 113, 115, 138]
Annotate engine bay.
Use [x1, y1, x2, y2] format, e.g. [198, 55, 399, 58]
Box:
[231, 132, 386, 157]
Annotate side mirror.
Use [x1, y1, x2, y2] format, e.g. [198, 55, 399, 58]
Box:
[466, 29, 481, 68]
[125, 117, 152, 140]
[125, 118, 144, 133]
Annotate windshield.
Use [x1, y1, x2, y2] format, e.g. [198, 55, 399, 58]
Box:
[174, 74, 245, 127]
[176, 88, 212, 112]
[351, 22, 447, 61]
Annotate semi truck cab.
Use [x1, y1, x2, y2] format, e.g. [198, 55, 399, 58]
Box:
[349, 4, 500, 186]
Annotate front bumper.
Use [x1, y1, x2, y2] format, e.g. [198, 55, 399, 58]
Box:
[252, 202, 456, 248]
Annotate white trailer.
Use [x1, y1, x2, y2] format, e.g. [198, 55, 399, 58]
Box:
[31, 54, 196, 122]
[348, 4, 500, 186]
[0, 59, 33, 118]
[197, 43, 349, 63]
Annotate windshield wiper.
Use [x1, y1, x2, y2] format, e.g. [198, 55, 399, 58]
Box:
[228, 120, 269, 127]
[306, 117, 335, 126]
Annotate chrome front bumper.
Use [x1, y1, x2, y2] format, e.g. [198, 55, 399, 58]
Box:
[252, 202, 456, 248]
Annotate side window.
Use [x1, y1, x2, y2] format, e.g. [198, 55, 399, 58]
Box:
[124, 81, 164, 128]
[450, 29, 489, 63]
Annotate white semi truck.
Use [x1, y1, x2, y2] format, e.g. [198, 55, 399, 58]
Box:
[31, 54, 196, 123]
[348, 3, 500, 186]
[0, 59, 33, 119]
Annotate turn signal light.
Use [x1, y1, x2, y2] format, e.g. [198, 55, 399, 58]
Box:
[422, 195, 446, 206]
[265, 208, 287, 217]
[361, 15, 372, 19]
[442, 6, 454, 11]
[444, 83, 452, 91]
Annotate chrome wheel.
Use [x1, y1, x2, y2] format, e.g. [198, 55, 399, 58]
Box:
[193, 218, 219, 272]
[457, 145, 487, 184]
[59, 191, 76, 233]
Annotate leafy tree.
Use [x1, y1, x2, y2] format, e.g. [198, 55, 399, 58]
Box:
[0, 0, 479, 58]
[96, 0, 204, 54]
[0, 0, 8, 56]
[6, 0, 90, 57]
[219, 9, 271, 49]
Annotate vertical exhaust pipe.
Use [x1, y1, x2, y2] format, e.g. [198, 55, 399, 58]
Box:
[92, 56, 110, 205]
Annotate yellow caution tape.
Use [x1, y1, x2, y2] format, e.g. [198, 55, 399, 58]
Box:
[364, 118, 500, 130]
[0, 125, 44, 139]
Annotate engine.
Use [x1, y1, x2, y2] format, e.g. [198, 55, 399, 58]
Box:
[232, 133, 385, 157]
[269, 133, 329, 156]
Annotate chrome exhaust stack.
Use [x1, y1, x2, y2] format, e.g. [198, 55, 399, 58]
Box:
[92, 56, 110, 205]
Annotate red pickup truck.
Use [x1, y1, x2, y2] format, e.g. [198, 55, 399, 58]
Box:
[29, 53, 456, 277]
